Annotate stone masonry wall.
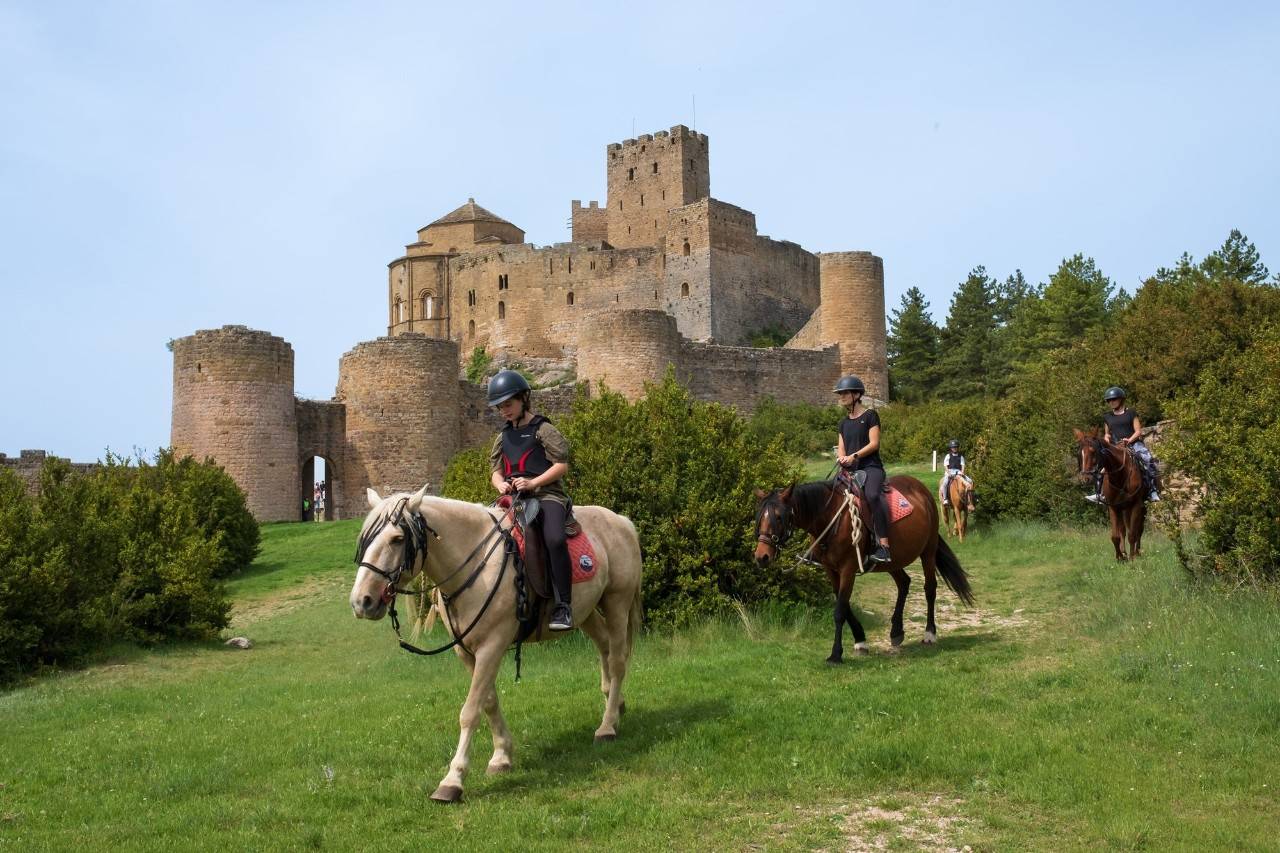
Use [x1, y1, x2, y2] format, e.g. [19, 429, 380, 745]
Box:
[171, 325, 299, 522]
[577, 309, 682, 401]
[0, 449, 98, 495]
[335, 335, 460, 518]
[680, 341, 843, 409]
[818, 251, 888, 399]
[571, 200, 608, 244]
[606, 126, 710, 250]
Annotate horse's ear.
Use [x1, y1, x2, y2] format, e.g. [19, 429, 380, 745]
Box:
[753, 488, 767, 500]
[366, 487, 382, 509]
[1088, 426, 1100, 438]
[407, 483, 430, 513]
[1072, 428, 1084, 440]
[779, 483, 795, 501]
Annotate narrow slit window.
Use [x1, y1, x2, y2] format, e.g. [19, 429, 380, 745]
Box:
[498, 301, 505, 320]
[681, 282, 690, 297]
[567, 291, 575, 306]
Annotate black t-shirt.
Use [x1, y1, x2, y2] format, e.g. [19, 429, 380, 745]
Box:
[1104, 408, 1138, 443]
[839, 409, 884, 470]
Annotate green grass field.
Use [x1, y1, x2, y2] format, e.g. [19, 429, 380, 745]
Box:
[2, 507, 1278, 850]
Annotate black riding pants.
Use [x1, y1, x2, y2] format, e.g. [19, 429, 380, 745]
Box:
[862, 466, 889, 540]
[536, 500, 572, 603]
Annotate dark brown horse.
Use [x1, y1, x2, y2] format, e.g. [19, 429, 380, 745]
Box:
[754, 476, 975, 663]
[1075, 427, 1146, 561]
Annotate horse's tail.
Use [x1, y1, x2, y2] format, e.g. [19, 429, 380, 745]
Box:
[934, 537, 975, 606]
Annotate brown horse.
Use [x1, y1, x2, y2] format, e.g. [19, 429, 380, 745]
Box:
[1075, 427, 1146, 561]
[754, 476, 974, 663]
[943, 476, 977, 542]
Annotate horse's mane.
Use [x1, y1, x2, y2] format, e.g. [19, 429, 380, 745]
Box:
[791, 480, 836, 519]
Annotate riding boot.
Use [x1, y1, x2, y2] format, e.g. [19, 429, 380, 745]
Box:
[548, 558, 573, 631]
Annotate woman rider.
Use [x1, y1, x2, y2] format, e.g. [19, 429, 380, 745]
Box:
[486, 369, 575, 631]
[834, 375, 891, 568]
[1087, 386, 1161, 504]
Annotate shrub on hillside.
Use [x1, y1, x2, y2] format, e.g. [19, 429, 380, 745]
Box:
[878, 399, 990, 466]
[441, 374, 825, 627]
[1164, 323, 1280, 582]
[0, 453, 241, 682]
[746, 398, 843, 458]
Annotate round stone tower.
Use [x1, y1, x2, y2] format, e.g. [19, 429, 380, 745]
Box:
[335, 334, 460, 518]
[577, 309, 681, 401]
[171, 325, 299, 521]
[818, 251, 888, 400]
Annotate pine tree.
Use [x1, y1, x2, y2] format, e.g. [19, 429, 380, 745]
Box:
[989, 270, 1037, 395]
[886, 287, 940, 403]
[1201, 229, 1270, 284]
[937, 267, 997, 400]
[1026, 254, 1114, 357]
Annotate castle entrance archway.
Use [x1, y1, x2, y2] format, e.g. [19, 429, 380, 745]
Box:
[300, 455, 337, 521]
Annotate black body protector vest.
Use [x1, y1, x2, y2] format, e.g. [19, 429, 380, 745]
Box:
[945, 452, 964, 470]
[500, 415, 552, 479]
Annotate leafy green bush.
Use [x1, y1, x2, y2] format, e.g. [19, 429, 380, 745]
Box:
[464, 347, 494, 384]
[0, 452, 245, 683]
[439, 447, 493, 504]
[1164, 323, 1280, 582]
[877, 399, 990, 465]
[442, 373, 825, 627]
[746, 398, 843, 458]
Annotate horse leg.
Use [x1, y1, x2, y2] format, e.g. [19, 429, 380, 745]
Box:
[889, 569, 910, 647]
[828, 569, 856, 663]
[1131, 504, 1145, 559]
[431, 639, 506, 803]
[920, 548, 939, 644]
[579, 611, 612, 704]
[1110, 508, 1126, 562]
[957, 507, 966, 542]
[451, 649, 515, 776]
[593, 589, 633, 742]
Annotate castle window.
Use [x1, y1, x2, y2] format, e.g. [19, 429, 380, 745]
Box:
[468, 289, 476, 307]
[498, 274, 509, 291]
[682, 240, 690, 256]
[420, 291, 434, 320]
[640, 194, 644, 207]
[395, 297, 405, 323]
[567, 291, 575, 306]
[628, 167, 635, 181]
[662, 189, 665, 200]
[653, 162, 658, 174]
[689, 158, 694, 170]
[590, 260, 595, 270]
[197, 362, 202, 373]
[498, 301, 505, 320]
[627, 226, 631, 235]
[681, 282, 690, 297]
[654, 290, 658, 300]
[468, 320, 475, 337]
[568, 256, 572, 273]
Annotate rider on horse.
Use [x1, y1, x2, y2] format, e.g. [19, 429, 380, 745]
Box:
[487, 369, 576, 631]
[939, 439, 969, 507]
[1086, 386, 1161, 505]
[834, 375, 891, 568]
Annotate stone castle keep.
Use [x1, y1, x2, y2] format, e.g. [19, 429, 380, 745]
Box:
[171, 125, 888, 521]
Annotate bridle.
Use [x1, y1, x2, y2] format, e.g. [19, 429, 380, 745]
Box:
[755, 493, 794, 551]
[354, 497, 516, 659]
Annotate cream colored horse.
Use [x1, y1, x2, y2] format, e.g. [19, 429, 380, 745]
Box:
[349, 485, 642, 803]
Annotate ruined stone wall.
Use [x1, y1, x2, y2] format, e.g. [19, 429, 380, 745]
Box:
[447, 243, 665, 360]
[295, 398, 346, 520]
[0, 449, 98, 495]
[679, 341, 843, 409]
[577, 309, 682, 401]
[171, 326, 299, 522]
[818, 252, 888, 399]
[702, 199, 819, 344]
[335, 335, 460, 518]
[571, 200, 608, 244]
[785, 306, 824, 350]
[606, 125, 710, 250]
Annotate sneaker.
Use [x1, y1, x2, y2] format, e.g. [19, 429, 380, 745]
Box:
[1084, 493, 1105, 505]
[868, 545, 891, 565]
[549, 603, 573, 632]
[1148, 491, 1161, 502]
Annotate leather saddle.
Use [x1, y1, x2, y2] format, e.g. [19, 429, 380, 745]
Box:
[505, 496, 581, 602]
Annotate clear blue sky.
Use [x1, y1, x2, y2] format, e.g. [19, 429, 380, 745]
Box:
[2, 2, 1277, 462]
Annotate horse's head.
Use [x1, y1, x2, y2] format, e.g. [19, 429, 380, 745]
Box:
[753, 484, 795, 568]
[1073, 427, 1106, 484]
[349, 484, 432, 620]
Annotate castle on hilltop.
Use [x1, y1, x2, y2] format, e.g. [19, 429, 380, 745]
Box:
[171, 125, 887, 521]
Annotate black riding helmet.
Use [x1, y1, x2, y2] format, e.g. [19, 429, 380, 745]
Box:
[1104, 386, 1126, 402]
[948, 439, 960, 449]
[833, 375, 866, 394]
[487, 369, 531, 406]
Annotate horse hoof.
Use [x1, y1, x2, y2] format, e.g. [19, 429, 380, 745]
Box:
[430, 785, 463, 804]
[594, 733, 617, 744]
[486, 761, 512, 776]
[853, 643, 869, 656]
[890, 634, 904, 647]
[922, 631, 937, 645]
[826, 655, 844, 665]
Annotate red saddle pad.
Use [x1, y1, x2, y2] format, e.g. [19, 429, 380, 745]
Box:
[499, 500, 598, 583]
[887, 486, 914, 523]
